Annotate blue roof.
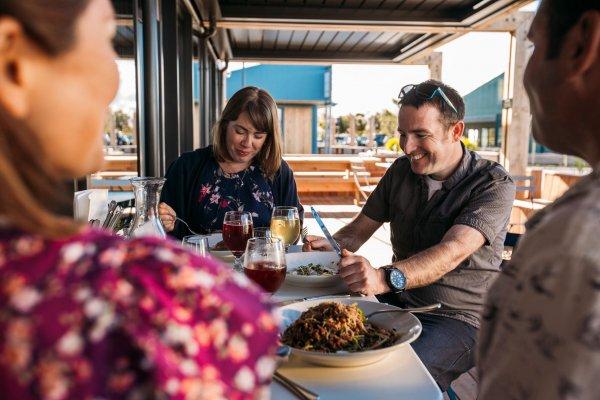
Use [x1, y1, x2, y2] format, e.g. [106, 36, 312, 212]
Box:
[464, 73, 503, 124]
[226, 64, 332, 104]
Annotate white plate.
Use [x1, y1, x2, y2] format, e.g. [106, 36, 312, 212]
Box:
[285, 251, 342, 288]
[205, 233, 235, 261]
[278, 297, 422, 367]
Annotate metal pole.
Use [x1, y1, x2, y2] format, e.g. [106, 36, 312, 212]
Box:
[141, 0, 163, 177]
[199, 38, 211, 147]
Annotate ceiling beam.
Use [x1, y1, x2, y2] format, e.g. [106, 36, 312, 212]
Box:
[231, 50, 395, 64]
[215, 0, 532, 34]
[217, 20, 483, 34]
[218, 5, 462, 24]
[392, 3, 533, 64]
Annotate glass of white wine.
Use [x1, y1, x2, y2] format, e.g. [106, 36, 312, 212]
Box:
[270, 206, 301, 250]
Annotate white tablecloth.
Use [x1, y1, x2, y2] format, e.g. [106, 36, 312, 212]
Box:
[270, 282, 443, 400]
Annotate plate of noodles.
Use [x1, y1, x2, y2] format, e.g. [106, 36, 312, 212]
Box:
[285, 251, 342, 288]
[278, 298, 422, 367]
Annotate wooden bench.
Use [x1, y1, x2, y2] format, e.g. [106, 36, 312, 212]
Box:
[89, 171, 137, 191]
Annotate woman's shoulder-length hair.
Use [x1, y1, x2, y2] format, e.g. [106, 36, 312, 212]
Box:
[212, 87, 283, 179]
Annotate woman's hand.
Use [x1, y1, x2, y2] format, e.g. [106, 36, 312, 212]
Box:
[159, 202, 176, 232]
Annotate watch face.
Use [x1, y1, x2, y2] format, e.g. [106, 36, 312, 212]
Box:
[390, 269, 406, 290]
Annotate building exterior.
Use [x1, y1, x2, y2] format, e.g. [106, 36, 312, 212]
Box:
[463, 73, 504, 149]
[464, 73, 549, 154]
[227, 64, 333, 154]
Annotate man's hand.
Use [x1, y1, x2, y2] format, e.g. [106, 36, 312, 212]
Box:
[159, 202, 176, 232]
[338, 249, 388, 296]
[302, 234, 333, 252]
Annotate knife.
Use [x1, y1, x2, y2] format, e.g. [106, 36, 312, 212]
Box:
[310, 206, 342, 257]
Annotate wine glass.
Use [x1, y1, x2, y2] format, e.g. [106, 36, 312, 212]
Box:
[182, 235, 209, 257]
[270, 206, 301, 250]
[222, 211, 254, 271]
[243, 237, 287, 293]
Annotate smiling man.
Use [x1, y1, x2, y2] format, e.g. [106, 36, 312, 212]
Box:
[306, 80, 515, 390]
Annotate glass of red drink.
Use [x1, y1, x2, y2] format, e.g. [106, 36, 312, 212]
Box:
[243, 237, 287, 293]
[222, 211, 254, 271]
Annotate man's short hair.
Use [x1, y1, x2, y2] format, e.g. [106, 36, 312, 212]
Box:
[398, 80, 465, 128]
[546, 0, 600, 58]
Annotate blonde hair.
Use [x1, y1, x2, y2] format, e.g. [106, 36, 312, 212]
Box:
[212, 87, 283, 179]
[0, 0, 90, 238]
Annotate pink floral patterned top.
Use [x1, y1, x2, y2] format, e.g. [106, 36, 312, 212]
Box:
[0, 227, 279, 399]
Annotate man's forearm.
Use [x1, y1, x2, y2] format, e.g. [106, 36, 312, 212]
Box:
[392, 237, 476, 289]
[333, 223, 365, 252]
[392, 242, 458, 288]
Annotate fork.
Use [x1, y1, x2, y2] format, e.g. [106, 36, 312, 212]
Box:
[365, 303, 442, 320]
[300, 226, 309, 243]
[175, 216, 202, 236]
[273, 371, 319, 400]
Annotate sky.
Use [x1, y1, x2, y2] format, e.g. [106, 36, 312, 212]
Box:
[111, 1, 539, 118]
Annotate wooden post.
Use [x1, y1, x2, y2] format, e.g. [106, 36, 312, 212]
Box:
[502, 12, 534, 176]
[405, 52, 442, 81]
[348, 114, 357, 146]
[368, 115, 377, 149]
[427, 52, 443, 81]
[329, 116, 336, 151]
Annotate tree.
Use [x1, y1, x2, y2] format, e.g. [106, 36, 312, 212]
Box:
[374, 109, 397, 136]
[114, 110, 132, 134]
[336, 115, 350, 133]
[354, 113, 367, 135]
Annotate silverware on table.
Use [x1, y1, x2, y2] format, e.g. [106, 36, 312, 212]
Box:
[175, 216, 202, 236]
[274, 371, 319, 400]
[106, 206, 123, 232]
[300, 226, 308, 243]
[365, 303, 442, 320]
[102, 200, 118, 229]
[309, 206, 342, 257]
[275, 293, 352, 307]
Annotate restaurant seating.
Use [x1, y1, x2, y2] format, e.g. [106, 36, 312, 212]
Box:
[512, 175, 536, 203]
[351, 164, 377, 205]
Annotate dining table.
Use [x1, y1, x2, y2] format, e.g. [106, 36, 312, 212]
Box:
[269, 281, 443, 400]
[261, 248, 443, 400]
[216, 245, 442, 400]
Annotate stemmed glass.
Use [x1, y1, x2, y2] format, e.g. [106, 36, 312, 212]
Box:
[222, 211, 254, 271]
[243, 237, 287, 293]
[270, 206, 301, 250]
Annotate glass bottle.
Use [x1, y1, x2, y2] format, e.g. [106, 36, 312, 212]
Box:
[128, 177, 166, 238]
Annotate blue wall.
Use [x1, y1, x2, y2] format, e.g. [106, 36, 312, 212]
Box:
[464, 73, 503, 124]
[227, 65, 332, 103]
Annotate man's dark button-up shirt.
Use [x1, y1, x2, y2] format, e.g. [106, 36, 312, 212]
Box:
[363, 147, 515, 328]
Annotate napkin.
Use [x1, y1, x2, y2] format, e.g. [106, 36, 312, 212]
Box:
[74, 189, 109, 222]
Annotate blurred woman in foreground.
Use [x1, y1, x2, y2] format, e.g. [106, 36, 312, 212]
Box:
[0, 1, 278, 398]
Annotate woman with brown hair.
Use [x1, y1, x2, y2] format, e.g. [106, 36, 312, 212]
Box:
[0, 1, 278, 398]
[159, 86, 303, 239]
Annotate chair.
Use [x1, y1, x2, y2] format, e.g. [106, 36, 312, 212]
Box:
[351, 164, 377, 205]
[508, 175, 537, 233]
[512, 175, 536, 204]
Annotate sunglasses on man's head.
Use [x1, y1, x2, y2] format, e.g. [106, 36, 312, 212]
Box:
[398, 84, 459, 115]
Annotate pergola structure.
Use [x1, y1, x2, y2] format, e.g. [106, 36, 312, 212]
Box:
[108, 0, 534, 181]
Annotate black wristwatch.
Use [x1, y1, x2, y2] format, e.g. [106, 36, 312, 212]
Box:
[382, 266, 407, 293]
